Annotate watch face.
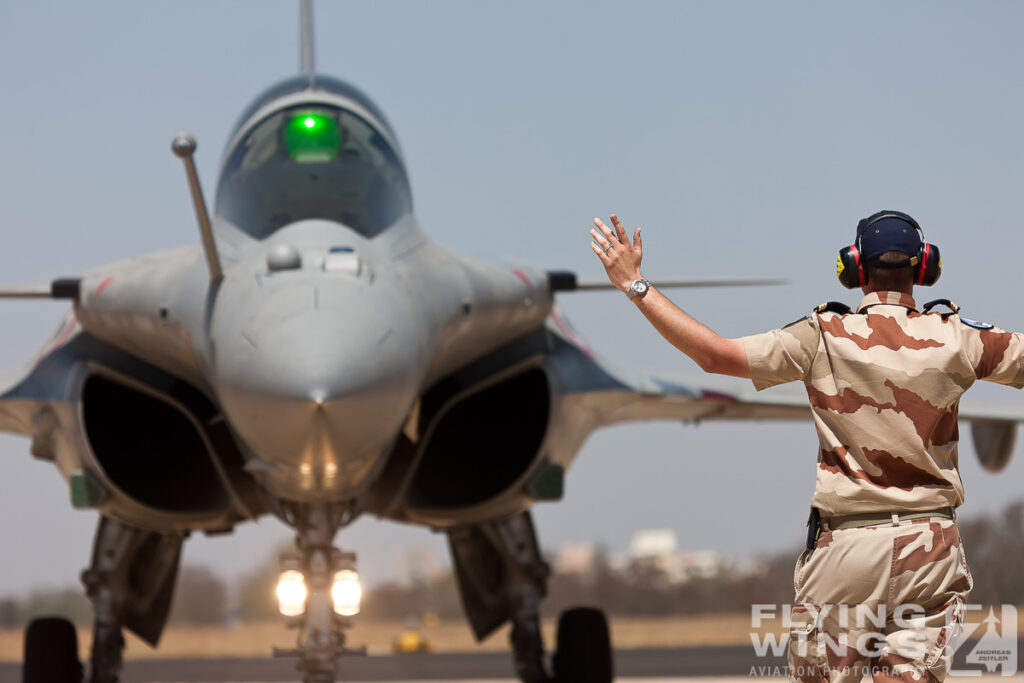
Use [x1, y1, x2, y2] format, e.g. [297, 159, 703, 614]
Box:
[633, 280, 649, 294]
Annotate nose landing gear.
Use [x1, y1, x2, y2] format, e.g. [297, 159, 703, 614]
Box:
[272, 504, 366, 683]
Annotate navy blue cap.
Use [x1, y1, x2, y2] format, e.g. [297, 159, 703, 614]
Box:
[859, 216, 922, 267]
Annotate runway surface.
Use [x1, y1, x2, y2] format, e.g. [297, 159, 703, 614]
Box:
[2, 640, 1022, 682]
[0, 646, 768, 682]
[126, 646, 777, 681]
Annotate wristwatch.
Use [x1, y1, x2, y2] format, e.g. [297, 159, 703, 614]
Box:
[626, 278, 651, 301]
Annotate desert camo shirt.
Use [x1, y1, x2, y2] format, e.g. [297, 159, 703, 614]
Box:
[741, 291, 1024, 516]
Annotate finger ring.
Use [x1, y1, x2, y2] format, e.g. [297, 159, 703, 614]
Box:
[601, 243, 611, 253]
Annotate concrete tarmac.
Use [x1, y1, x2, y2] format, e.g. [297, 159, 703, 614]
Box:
[0, 646, 772, 682]
[113, 646, 779, 681]
[2, 640, 1021, 682]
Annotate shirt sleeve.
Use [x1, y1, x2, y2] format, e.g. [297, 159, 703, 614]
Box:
[740, 315, 821, 391]
[961, 321, 1024, 388]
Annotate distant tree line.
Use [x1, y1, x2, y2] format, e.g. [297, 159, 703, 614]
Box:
[958, 500, 1024, 607]
[2, 499, 1022, 629]
[0, 589, 91, 629]
[543, 548, 797, 618]
[0, 566, 228, 628]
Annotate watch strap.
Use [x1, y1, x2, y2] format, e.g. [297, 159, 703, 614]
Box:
[626, 279, 651, 300]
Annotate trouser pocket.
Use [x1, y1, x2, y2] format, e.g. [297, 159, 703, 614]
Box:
[923, 595, 965, 671]
[788, 605, 827, 680]
[793, 549, 810, 593]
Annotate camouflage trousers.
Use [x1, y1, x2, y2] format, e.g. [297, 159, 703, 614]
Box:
[788, 517, 972, 682]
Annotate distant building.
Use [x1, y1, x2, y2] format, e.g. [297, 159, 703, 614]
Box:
[548, 531, 732, 584]
[629, 529, 678, 559]
[676, 549, 728, 580]
[626, 529, 730, 583]
[553, 542, 597, 575]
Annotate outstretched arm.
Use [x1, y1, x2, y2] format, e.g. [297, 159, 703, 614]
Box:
[589, 214, 750, 379]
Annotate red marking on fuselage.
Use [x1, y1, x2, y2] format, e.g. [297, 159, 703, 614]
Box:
[95, 276, 114, 297]
[53, 315, 77, 349]
[700, 390, 737, 403]
[511, 268, 532, 287]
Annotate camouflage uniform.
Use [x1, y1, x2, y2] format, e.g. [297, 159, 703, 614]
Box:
[741, 291, 1024, 681]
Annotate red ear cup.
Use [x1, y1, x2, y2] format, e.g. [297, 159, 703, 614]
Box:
[837, 245, 865, 289]
[916, 243, 941, 286]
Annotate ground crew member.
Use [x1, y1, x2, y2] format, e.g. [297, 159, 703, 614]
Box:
[589, 211, 1020, 681]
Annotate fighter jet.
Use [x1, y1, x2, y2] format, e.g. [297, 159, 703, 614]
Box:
[2, 3, 1019, 682]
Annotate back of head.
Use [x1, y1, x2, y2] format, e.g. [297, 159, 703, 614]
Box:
[865, 250, 915, 292]
[837, 210, 941, 290]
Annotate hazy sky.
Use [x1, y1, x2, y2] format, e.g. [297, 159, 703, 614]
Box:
[2, 1, 1024, 596]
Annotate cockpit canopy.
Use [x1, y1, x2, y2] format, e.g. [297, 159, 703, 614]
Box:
[215, 79, 412, 239]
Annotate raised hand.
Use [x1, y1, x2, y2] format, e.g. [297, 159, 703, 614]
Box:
[589, 214, 643, 292]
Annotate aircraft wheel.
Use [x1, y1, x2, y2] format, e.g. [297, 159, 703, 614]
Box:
[23, 617, 83, 683]
[552, 607, 613, 683]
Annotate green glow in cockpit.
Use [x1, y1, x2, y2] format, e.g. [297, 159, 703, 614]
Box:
[285, 112, 340, 162]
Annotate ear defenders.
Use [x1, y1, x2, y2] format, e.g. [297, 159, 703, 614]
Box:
[837, 210, 941, 289]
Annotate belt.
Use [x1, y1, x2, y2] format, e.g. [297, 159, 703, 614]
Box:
[823, 507, 955, 531]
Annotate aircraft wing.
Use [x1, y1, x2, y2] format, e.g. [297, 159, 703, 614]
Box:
[543, 308, 1024, 473]
[0, 310, 85, 436]
[0, 310, 172, 442]
[583, 367, 810, 424]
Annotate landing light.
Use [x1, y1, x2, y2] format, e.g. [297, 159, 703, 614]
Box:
[332, 569, 362, 616]
[276, 569, 307, 617]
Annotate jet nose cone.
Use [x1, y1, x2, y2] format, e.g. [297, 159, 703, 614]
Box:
[212, 291, 420, 500]
[230, 308, 399, 399]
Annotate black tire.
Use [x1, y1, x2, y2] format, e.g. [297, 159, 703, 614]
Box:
[552, 607, 613, 683]
[23, 617, 83, 683]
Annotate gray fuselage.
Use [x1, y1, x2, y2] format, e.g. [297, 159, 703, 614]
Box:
[72, 76, 551, 503]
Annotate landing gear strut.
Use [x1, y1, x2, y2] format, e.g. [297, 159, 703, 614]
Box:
[81, 516, 182, 683]
[448, 511, 613, 683]
[273, 504, 366, 683]
[498, 513, 551, 683]
[449, 511, 552, 682]
[22, 517, 184, 683]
